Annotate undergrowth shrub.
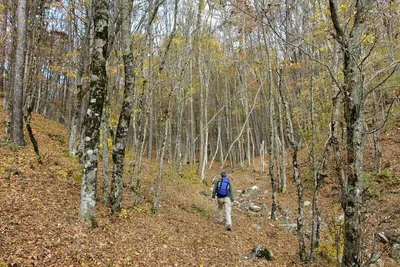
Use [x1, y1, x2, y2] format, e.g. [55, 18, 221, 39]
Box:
[316, 204, 344, 265]
[365, 169, 399, 200]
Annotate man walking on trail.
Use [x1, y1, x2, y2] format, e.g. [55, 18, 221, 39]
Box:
[212, 171, 234, 231]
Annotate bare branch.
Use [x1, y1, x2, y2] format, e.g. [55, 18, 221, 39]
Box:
[365, 61, 400, 98]
[328, 0, 345, 45]
[221, 80, 264, 168]
[226, 0, 343, 91]
[363, 96, 398, 135]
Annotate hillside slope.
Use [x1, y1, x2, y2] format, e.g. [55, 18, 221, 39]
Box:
[0, 101, 399, 266]
[0, 103, 301, 266]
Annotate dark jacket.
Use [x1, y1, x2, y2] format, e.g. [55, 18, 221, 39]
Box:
[212, 177, 234, 202]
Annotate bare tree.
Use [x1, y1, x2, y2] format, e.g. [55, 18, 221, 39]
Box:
[152, 0, 180, 213]
[79, 0, 109, 220]
[328, 0, 374, 265]
[278, 68, 307, 263]
[109, 0, 135, 213]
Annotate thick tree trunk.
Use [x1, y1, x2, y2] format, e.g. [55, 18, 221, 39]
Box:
[110, 0, 135, 213]
[342, 51, 366, 267]
[79, 0, 109, 220]
[11, 0, 27, 146]
[329, 0, 373, 265]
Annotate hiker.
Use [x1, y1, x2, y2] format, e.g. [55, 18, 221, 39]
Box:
[212, 171, 234, 231]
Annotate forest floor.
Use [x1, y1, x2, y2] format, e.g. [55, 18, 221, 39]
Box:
[0, 99, 399, 266]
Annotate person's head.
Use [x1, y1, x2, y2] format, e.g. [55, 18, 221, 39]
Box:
[221, 171, 227, 177]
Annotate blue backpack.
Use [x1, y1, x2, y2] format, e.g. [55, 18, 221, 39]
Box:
[217, 177, 230, 197]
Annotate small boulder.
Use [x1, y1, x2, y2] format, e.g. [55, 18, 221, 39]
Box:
[367, 252, 385, 267]
[245, 186, 260, 196]
[390, 243, 400, 262]
[304, 201, 311, 207]
[252, 224, 262, 231]
[249, 204, 262, 212]
[282, 223, 297, 233]
[375, 231, 399, 245]
[261, 204, 269, 214]
[250, 186, 259, 191]
[249, 245, 274, 261]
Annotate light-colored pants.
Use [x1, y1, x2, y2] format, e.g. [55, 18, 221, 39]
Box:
[217, 197, 232, 226]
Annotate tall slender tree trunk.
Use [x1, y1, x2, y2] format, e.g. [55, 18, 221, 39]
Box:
[25, 55, 42, 164]
[11, 0, 27, 146]
[372, 91, 381, 173]
[266, 48, 277, 220]
[79, 0, 109, 220]
[278, 70, 307, 263]
[101, 104, 110, 205]
[189, 52, 196, 164]
[310, 85, 342, 260]
[110, 0, 135, 213]
[152, 0, 179, 213]
[0, 5, 8, 94]
[268, 94, 277, 220]
[4, 0, 17, 134]
[147, 0, 154, 160]
[200, 67, 209, 181]
[24, 0, 43, 164]
[196, 0, 205, 180]
[69, 0, 92, 156]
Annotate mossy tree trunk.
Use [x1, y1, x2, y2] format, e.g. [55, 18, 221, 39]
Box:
[79, 0, 109, 220]
[329, 0, 373, 265]
[110, 0, 135, 213]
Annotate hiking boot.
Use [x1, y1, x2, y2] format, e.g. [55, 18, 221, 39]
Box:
[227, 225, 232, 231]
